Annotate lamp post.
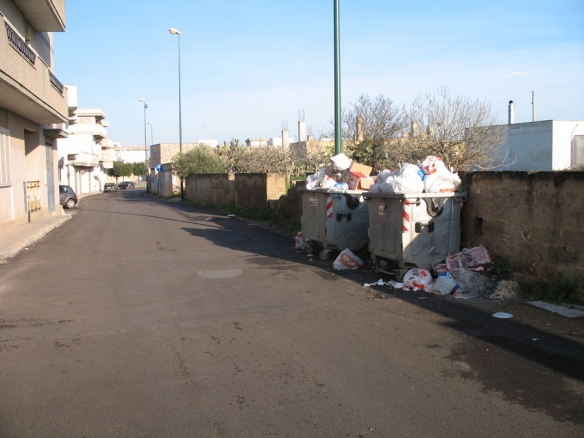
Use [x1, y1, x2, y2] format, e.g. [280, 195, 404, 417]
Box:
[169, 27, 183, 199]
[333, 0, 342, 155]
[502, 72, 527, 102]
[147, 121, 153, 146]
[138, 99, 148, 161]
[138, 98, 148, 191]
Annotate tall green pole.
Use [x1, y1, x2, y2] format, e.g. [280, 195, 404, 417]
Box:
[334, 0, 342, 155]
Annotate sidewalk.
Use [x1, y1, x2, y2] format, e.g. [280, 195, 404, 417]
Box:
[0, 214, 72, 263]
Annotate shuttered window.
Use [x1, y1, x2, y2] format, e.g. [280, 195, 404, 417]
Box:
[0, 128, 11, 187]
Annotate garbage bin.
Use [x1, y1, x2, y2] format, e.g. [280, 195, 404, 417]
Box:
[300, 188, 369, 260]
[364, 192, 466, 274]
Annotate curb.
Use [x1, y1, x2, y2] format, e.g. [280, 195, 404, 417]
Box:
[0, 215, 72, 262]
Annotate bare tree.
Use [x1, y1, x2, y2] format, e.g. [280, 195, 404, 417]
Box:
[339, 94, 408, 171]
[400, 86, 510, 170]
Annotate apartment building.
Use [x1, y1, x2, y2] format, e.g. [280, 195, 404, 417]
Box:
[0, 0, 68, 235]
[56, 84, 116, 193]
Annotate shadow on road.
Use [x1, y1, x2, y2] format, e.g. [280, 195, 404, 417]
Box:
[83, 190, 584, 423]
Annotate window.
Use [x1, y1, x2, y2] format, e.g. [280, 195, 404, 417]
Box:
[0, 128, 11, 187]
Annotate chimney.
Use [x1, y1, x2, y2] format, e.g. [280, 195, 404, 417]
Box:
[411, 121, 419, 136]
[298, 110, 306, 142]
[356, 116, 364, 143]
[282, 120, 288, 147]
[508, 100, 515, 124]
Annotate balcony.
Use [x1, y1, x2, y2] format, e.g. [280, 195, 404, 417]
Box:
[13, 0, 66, 32]
[67, 151, 100, 168]
[0, 18, 67, 124]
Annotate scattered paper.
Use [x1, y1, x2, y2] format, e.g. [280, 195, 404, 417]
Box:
[364, 279, 389, 287]
[389, 280, 404, 289]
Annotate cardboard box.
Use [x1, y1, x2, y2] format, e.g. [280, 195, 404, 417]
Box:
[347, 163, 374, 190]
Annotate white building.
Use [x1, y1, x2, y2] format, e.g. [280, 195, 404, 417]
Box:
[499, 120, 584, 170]
[245, 138, 268, 147]
[268, 137, 281, 147]
[55, 85, 114, 194]
[114, 144, 148, 164]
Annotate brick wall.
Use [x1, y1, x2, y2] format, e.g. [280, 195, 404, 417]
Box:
[459, 171, 584, 296]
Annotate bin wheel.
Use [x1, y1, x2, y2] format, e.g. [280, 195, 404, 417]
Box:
[304, 241, 315, 255]
[319, 249, 333, 261]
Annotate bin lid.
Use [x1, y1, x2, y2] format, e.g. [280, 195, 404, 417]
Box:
[362, 191, 467, 199]
[299, 188, 367, 195]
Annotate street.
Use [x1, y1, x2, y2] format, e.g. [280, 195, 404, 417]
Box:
[0, 189, 583, 438]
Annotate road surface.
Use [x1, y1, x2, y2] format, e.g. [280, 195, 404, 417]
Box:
[1, 188, 583, 437]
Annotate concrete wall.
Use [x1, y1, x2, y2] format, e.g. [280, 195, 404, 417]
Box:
[235, 173, 286, 211]
[459, 171, 584, 296]
[185, 173, 234, 207]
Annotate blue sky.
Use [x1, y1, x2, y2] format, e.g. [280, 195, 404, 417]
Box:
[54, 0, 584, 146]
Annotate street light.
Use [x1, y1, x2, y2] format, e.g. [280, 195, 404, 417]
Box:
[169, 27, 183, 198]
[501, 72, 527, 102]
[138, 98, 148, 192]
[147, 122, 153, 146]
[138, 98, 148, 161]
[333, 0, 342, 155]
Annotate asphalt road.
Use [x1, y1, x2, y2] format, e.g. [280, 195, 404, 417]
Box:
[1, 188, 583, 438]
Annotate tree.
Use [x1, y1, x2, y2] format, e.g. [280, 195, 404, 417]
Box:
[108, 161, 133, 181]
[339, 94, 408, 171]
[172, 145, 227, 179]
[400, 86, 509, 170]
[133, 161, 148, 177]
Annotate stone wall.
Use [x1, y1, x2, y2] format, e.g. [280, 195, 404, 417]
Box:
[235, 173, 286, 212]
[185, 173, 234, 207]
[459, 171, 584, 296]
[268, 182, 304, 229]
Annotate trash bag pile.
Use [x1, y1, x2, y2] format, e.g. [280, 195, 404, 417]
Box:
[368, 155, 462, 194]
[305, 153, 374, 191]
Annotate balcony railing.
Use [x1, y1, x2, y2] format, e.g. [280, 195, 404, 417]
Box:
[49, 71, 64, 95]
[5, 22, 36, 66]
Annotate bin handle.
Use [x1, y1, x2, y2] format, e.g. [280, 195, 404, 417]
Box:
[343, 194, 361, 210]
[336, 212, 352, 222]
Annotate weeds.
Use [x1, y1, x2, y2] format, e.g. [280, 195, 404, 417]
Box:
[542, 274, 578, 304]
[487, 258, 513, 282]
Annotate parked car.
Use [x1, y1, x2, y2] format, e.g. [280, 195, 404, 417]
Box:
[117, 181, 135, 189]
[59, 185, 78, 209]
[104, 183, 118, 192]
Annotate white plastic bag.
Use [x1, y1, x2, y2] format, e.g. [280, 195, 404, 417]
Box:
[295, 232, 305, 250]
[329, 153, 352, 171]
[422, 156, 449, 176]
[403, 268, 434, 290]
[433, 272, 459, 295]
[424, 173, 456, 193]
[333, 249, 364, 270]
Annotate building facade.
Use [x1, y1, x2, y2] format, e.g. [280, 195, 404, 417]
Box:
[55, 85, 115, 193]
[0, 0, 68, 236]
[499, 120, 584, 170]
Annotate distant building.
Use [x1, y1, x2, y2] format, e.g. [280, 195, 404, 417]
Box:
[268, 138, 281, 147]
[245, 138, 268, 147]
[498, 120, 584, 170]
[114, 144, 148, 164]
[0, 0, 68, 235]
[56, 87, 115, 194]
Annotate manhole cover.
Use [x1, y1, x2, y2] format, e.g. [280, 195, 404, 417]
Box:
[198, 269, 243, 279]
